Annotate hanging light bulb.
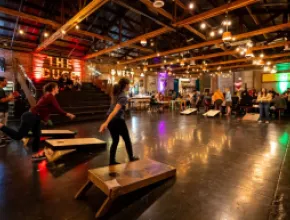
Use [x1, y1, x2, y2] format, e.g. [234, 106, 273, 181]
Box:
[218, 28, 224, 35]
[140, 39, 147, 46]
[141, 73, 145, 77]
[180, 60, 185, 66]
[61, 30, 66, 34]
[236, 47, 240, 52]
[143, 66, 148, 72]
[189, 2, 194, 9]
[200, 23, 206, 29]
[210, 31, 215, 37]
[267, 61, 271, 65]
[19, 29, 24, 35]
[44, 32, 49, 38]
[157, 52, 160, 57]
[75, 25, 80, 30]
[260, 52, 264, 58]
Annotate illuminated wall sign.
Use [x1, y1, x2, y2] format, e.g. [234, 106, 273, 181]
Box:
[262, 73, 290, 82]
[33, 53, 83, 80]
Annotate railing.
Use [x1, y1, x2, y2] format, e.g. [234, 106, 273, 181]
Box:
[12, 58, 37, 107]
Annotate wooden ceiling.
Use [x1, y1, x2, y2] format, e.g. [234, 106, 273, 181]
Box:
[0, 0, 289, 74]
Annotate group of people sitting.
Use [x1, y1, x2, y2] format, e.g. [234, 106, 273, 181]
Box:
[58, 74, 82, 91]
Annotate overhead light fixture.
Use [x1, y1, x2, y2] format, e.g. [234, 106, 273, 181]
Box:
[61, 30, 66, 34]
[236, 47, 240, 52]
[44, 32, 49, 38]
[222, 31, 232, 42]
[245, 48, 254, 58]
[266, 61, 271, 65]
[218, 28, 224, 35]
[200, 23, 206, 29]
[143, 66, 148, 72]
[153, 0, 164, 8]
[210, 31, 215, 37]
[19, 29, 24, 35]
[157, 52, 160, 56]
[260, 52, 264, 58]
[140, 39, 147, 46]
[141, 73, 145, 77]
[75, 25, 80, 30]
[190, 60, 196, 66]
[189, 2, 194, 9]
[180, 60, 185, 66]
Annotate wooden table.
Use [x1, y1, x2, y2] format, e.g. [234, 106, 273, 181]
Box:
[75, 158, 176, 218]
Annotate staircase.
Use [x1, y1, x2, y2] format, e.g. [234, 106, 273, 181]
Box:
[12, 59, 111, 124]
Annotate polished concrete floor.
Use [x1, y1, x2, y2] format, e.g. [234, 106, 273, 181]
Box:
[1, 112, 290, 220]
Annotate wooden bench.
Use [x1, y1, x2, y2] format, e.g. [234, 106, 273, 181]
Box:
[75, 158, 176, 218]
[44, 138, 106, 162]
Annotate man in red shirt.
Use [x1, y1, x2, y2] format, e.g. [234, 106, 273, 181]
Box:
[0, 82, 75, 161]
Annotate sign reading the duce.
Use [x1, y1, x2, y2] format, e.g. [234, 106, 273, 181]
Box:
[33, 54, 82, 80]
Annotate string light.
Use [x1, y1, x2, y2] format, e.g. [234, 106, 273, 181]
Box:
[260, 52, 264, 58]
[75, 25, 80, 30]
[189, 2, 194, 9]
[61, 30, 66, 34]
[44, 32, 49, 38]
[218, 28, 224, 35]
[267, 61, 271, 65]
[19, 29, 24, 35]
[210, 31, 215, 37]
[200, 23, 206, 29]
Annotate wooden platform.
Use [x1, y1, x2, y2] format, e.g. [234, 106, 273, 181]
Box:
[242, 113, 260, 121]
[44, 138, 106, 162]
[75, 158, 176, 218]
[28, 130, 77, 138]
[203, 110, 220, 117]
[180, 108, 197, 115]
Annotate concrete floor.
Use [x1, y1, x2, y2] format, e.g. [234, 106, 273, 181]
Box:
[0, 112, 290, 220]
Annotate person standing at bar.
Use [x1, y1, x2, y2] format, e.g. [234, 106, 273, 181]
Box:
[0, 82, 75, 161]
[99, 78, 139, 165]
[257, 88, 272, 123]
[0, 77, 13, 146]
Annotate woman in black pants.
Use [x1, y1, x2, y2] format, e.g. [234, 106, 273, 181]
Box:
[99, 78, 139, 165]
[0, 82, 75, 161]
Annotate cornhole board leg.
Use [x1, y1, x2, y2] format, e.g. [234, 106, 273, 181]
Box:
[95, 196, 115, 218]
[44, 147, 76, 162]
[75, 180, 93, 199]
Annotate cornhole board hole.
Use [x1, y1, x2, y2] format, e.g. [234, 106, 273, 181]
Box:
[242, 113, 260, 121]
[75, 158, 176, 218]
[180, 108, 197, 115]
[44, 138, 106, 162]
[203, 110, 220, 117]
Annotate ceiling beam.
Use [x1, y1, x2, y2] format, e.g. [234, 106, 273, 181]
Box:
[35, 0, 109, 52]
[139, 0, 206, 40]
[120, 22, 290, 65]
[174, 0, 260, 26]
[246, 6, 268, 39]
[84, 27, 170, 59]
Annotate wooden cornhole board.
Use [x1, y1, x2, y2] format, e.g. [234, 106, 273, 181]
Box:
[242, 113, 260, 121]
[44, 138, 106, 162]
[28, 130, 77, 138]
[203, 110, 220, 117]
[180, 108, 197, 115]
[75, 158, 176, 218]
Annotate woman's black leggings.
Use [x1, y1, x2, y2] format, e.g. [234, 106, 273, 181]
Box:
[0, 112, 41, 152]
[108, 118, 134, 162]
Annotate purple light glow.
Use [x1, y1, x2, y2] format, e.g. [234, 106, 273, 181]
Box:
[158, 72, 168, 93]
[158, 121, 166, 135]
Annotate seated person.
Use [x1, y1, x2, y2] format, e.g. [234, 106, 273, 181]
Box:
[58, 73, 73, 90]
[73, 76, 82, 91]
